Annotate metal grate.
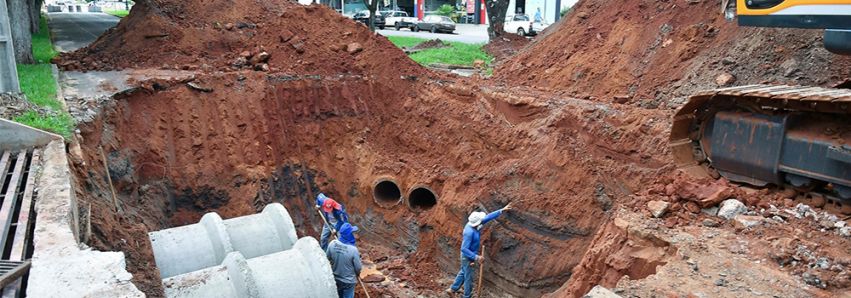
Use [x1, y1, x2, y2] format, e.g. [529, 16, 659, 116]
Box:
[0, 149, 40, 298]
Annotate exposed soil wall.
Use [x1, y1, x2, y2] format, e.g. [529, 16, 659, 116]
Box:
[495, 0, 851, 108]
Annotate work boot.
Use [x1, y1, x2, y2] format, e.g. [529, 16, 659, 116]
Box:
[445, 288, 458, 294]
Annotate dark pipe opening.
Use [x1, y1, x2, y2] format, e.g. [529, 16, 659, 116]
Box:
[408, 187, 437, 210]
[373, 180, 402, 203]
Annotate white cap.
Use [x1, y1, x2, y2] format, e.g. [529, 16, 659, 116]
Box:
[468, 211, 486, 227]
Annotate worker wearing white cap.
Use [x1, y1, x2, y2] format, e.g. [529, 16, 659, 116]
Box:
[447, 202, 512, 297]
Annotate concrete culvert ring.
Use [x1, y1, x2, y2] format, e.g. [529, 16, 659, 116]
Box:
[372, 179, 402, 207]
[407, 186, 437, 211]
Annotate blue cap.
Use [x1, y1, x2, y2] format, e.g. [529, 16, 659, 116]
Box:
[339, 223, 358, 245]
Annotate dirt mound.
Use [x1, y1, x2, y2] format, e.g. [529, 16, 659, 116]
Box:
[484, 33, 530, 62]
[406, 39, 450, 52]
[495, 0, 851, 108]
[54, 0, 424, 79]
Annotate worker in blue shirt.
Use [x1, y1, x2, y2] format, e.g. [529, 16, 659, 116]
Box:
[315, 193, 350, 250]
[447, 202, 512, 297]
[326, 223, 362, 298]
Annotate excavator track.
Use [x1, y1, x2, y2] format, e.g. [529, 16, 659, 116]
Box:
[670, 84, 851, 214]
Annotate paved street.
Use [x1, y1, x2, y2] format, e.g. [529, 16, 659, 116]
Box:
[48, 13, 120, 52]
[378, 24, 489, 44]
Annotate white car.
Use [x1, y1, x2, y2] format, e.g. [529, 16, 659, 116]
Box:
[385, 11, 419, 31]
[503, 14, 548, 36]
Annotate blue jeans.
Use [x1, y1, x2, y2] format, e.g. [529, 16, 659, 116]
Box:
[336, 281, 355, 298]
[450, 255, 476, 298]
[320, 222, 333, 250]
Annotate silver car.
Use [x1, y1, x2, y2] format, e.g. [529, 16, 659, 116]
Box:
[414, 15, 456, 34]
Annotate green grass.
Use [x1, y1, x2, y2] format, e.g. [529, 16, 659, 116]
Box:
[16, 64, 59, 110]
[12, 14, 74, 138]
[13, 111, 74, 139]
[105, 10, 129, 18]
[386, 36, 492, 67]
[32, 16, 57, 63]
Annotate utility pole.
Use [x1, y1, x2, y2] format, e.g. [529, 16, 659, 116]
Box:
[0, 0, 21, 92]
[554, 0, 561, 21]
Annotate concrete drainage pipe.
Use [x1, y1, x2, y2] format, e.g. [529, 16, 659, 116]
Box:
[149, 203, 298, 278]
[373, 178, 402, 207]
[163, 237, 337, 298]
[407, 186, 438, 211]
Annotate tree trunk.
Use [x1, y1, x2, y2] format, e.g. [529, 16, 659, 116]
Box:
[366, 0, 377, 32]
[30, 0, 43, 34]
[484, 0, 509, 40]
[6, 0, 34, 63]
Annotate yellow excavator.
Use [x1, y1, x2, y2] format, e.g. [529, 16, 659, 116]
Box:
[670, 0, 851, 214]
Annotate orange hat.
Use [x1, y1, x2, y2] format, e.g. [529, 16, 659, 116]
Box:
[322, 198, 340, 213]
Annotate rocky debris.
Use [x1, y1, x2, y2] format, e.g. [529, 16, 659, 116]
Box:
[715, 72, 736, 86]
[346, 42, 363, 54]
[583, 285, 622, 298]
[186, 81, 213, 92]
[231, 50, 272, 71]
[840, 227, 851, 238]
[790, 203, 818, 219]
[702, 218, 720, 227]
[647, 200, 670, 218]
[717, 199, 747, 220]
[803, 271, 827, 289]
[732, 215, 763, 229]
[362, 273, 386, 283]
[670, 180, 735, 208]
[0, 92, 47, 120]
[612, 95, 630, 104]
[472, 59, 486, 69]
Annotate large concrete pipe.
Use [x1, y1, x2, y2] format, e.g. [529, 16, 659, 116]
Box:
[149, 203, 298, 278]
[163, 237, 337, 298]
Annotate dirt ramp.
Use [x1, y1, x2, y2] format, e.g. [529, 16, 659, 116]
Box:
[495, 0, 851, 108]
[55, 0, 425, 79]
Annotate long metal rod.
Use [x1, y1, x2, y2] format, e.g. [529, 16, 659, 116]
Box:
[476, 245, 485, 297]
[99, 146, 121, 214]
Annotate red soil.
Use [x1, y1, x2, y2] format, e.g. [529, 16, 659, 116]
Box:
[495, 0, 851, 108]
[70, 71, 673, 297]
[61, 0, 851, 297]
[55, 0, 425, 80]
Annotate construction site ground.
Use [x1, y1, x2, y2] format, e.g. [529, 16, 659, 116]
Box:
[20, 0, 851, 297]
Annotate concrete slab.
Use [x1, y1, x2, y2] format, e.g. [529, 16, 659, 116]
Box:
[59, 69, 196, 99]
[0, 119, 62, 151]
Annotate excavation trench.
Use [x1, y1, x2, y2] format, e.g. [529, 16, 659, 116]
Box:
[66, 71, 670, 297]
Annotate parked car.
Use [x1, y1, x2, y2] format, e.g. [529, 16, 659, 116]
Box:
[503, 14, 548, 36]
[414, 15, 455, 33]
[353, 10, 386, 29]
[384, 11, 415, 29]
